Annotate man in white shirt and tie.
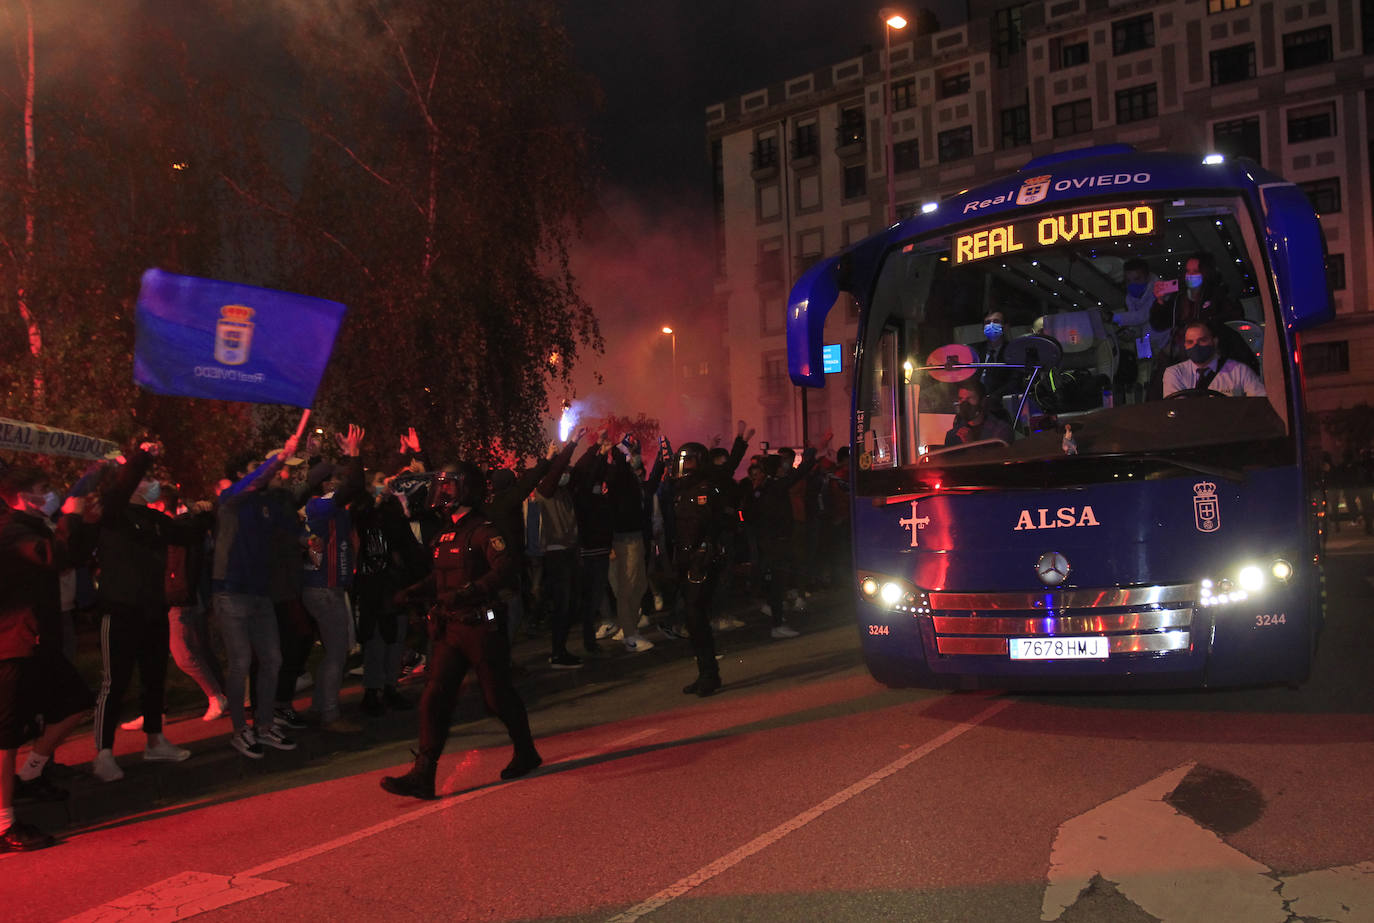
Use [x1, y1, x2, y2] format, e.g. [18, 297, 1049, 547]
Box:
[1162, 321, 1265, 398]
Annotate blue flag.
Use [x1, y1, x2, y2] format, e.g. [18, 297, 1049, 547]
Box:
[134, 269, 347, 407]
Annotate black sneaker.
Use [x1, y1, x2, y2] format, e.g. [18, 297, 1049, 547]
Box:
[273, 706, 308, 730]
[13, 772, 68, 803]
[0, 822, 55, 852]
[361, 689, 386, 717]
[682, 674, 721, 697]
[549, 651, 583, 669]
[230, 727, 264, 759]
[500, 749, 542, 780]
[258, 726, 298, 750]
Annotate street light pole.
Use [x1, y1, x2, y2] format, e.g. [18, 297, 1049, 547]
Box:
[881, 9, 908, 226]
[662, 326, 677, 420]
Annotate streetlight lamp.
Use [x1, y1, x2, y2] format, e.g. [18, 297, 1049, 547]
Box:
[881, 8, 908, 226]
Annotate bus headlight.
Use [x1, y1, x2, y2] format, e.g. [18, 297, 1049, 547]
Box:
[857, 571, 923, 612]
[1198, 557, 1294, 606]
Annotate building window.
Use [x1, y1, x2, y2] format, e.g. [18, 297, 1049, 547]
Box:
[1288, 102, 1336, 142]
[994, 5, 1026, 67]
[1300, 177, 1341, 214]
[1000, 104, 1031, 148]
[1112, 14, 1154, 55]
[757, 245, 783, 285]
[1060, 41, 1089, 69]
[938, 126, 974, 163]
[1283, 26, 1332, 71]
[837, 106, 865, 147]
[1115, 84, 1157, 124]
[892, 79, 915, 112]
[1326, 253, 1346, 291]
[1208, 0, 1252, 11]
[843, 164, 867, 199]
[793, 122, 818, 159]
[753, 135, 778, 170]
[1210, 43, 1255, 85]
[1052, 99, 1092, 138]
[762, 354, 786, 380]
[1302, 340, 1348, 376]
[939, 71, 970, 98]
[1213, 116, 1261, 163]
[893, 138, 920, 173]
[760, 299, 785, 336]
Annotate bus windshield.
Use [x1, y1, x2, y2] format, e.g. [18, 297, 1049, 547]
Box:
[855, 195, 1293, 483]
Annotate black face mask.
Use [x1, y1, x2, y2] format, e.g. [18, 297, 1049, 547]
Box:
[1186, 343, 1216, 364]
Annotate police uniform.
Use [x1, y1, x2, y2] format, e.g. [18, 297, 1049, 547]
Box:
[382, 475, 540, 799]
[672, 448, 733, 696]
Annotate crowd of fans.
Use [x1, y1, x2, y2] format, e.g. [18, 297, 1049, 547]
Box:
[0, 419, 852, 851]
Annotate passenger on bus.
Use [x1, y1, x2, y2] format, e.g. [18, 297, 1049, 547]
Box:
[1152, 253, 1243, 356]
[1110, 258, 1165, 403]
[976, 309, 1021, 412]
[945, 380, 1014, 446]
[1161, 321, 1265, 398]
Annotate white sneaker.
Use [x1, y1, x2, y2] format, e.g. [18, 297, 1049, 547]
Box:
[144, 734, 191, 762]
[294, 672, 314, 693]
[202, 694, 228, 722]
[623, 634, 655, 653]
[637, 613, 651, 629]
[594, 622, 618, 640]
[653, 593, 665, 612]
[120, 715, 145, 731]
[721, 616, 746, 631]
[610, 627, 625, 642]
[791, 597, 807, 612]
[760, 604, 773, 618]
[771, 624, 800, 639]
[93, 749, 124, 782]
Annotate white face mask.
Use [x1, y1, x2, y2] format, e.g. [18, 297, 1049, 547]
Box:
[41, 491, 61, 517]
[139, 481, 162, 504]
[558, 472, 571, 488]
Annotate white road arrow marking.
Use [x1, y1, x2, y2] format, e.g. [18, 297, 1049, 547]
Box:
[1042, 762, 1284, 923]
[1042, 763, 1374, 923]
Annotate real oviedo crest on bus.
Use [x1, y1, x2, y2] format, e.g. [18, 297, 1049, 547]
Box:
[1193, 481, 1221, 533]
[134, 269, 347, 408]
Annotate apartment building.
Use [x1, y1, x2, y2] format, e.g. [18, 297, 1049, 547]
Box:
[706, 0, 1374, 447]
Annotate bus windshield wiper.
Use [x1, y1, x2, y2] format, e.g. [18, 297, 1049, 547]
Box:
[1126, 453, 1245, 483]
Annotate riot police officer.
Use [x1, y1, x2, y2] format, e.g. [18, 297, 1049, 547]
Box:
[672, 427, 750, 696]
[381, 462, 541, 799]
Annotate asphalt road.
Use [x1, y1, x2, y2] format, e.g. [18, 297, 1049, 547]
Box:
[5, 541, 1373, 923]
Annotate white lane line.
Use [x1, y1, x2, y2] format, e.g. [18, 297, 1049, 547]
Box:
[67, 727, 670, 921]
[61, 871, 288, 923]
[606, 697, 1015, 923]
[562, 728, 664, 764]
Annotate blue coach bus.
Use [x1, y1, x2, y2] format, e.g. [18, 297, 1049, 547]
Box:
[787, 146, 1333, 689]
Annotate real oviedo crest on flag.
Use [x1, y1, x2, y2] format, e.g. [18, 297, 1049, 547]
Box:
[134, 269, 347, 407]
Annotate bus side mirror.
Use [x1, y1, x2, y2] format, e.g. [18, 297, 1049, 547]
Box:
[1262, 184, 1334, 332]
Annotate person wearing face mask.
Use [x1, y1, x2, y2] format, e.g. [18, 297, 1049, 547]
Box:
[1110, 258, 1166, 402]
[0, 465, 97, 849]
[975, 309, 1023, 414]
[1162, 321, 1265, 398]
[534, 428, 588, 666]
[945, 380, 1015, 446]
[1157, 253, 1243, 354]
[88, 442, 199, 782]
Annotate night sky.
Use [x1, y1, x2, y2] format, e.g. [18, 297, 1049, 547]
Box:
[565, 0, 969, 205]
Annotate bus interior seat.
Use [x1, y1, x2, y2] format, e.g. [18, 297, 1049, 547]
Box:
[1227, 319, 1263, 359]
[1038, 310, 1117, 384]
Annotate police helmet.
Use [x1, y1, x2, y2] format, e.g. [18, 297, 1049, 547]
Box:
[431, 461, 485, 511]
[675, 442, 708, 479]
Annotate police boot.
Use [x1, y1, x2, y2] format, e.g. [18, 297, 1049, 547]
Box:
[682, 673, 721, 697]
[380, 753, 437, 800]
[500, 746, 542, 781]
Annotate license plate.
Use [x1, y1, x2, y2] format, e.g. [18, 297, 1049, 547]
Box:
[1008, 636, 1109, 660]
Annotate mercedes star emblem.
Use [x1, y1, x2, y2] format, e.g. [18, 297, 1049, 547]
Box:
[1036, 551, 1071, 587]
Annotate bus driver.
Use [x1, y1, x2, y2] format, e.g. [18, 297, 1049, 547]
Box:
[1161, 321, 1265, 398]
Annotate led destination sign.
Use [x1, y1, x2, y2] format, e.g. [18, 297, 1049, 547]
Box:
[952, 204, 1157, 265]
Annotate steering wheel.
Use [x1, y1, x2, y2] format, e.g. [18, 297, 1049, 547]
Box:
[1166, 387, 1224, 399]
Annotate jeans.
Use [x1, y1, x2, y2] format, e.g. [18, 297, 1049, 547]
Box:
[215, 592, 281, 733]
[168, 604, 224, 704]
[302, 586, 352, 722]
